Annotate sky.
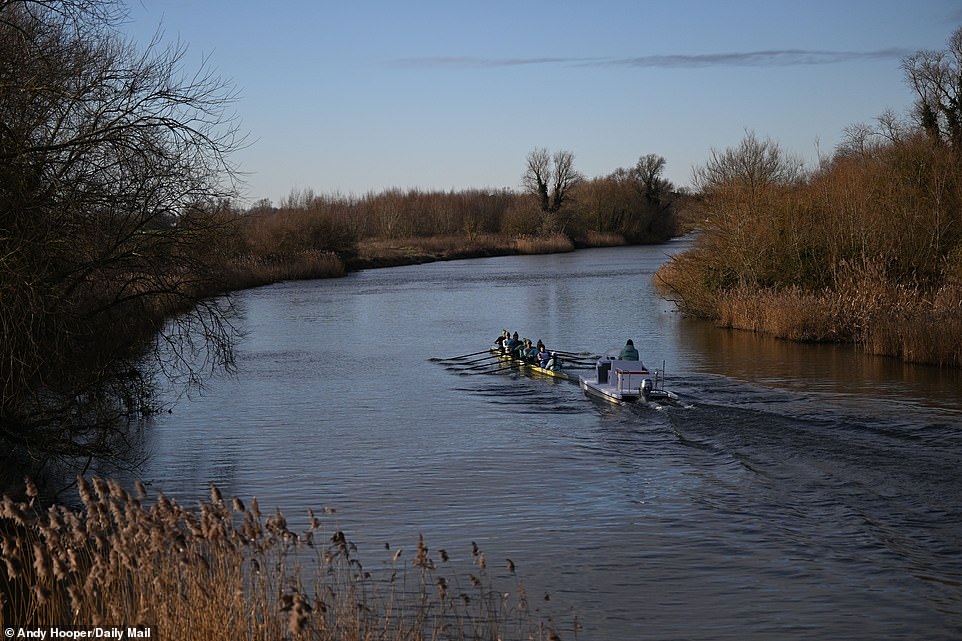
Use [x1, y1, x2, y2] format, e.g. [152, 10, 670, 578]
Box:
[125, 0, 962, 206]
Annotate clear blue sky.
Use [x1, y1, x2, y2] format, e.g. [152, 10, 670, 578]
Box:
[126, 0, 961, 205]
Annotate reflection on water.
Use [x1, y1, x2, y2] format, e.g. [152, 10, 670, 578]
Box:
[681, 318, 962, 405]
[122, 243, 962, 641]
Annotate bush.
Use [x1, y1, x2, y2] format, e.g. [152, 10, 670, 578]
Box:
[657, 131, 962, 366]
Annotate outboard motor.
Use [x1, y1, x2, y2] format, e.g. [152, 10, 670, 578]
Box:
[640, 378, 653, 402]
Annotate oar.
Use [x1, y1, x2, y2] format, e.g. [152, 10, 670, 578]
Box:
[455, 359, 514, 372]
[445, 352, 501, 367]
[430, 348, 496, 362]
[554, 350, 598, 359]
[558, 359, 595, 366]
[460, 365, 515, 376]
[556, 353, 595, 361]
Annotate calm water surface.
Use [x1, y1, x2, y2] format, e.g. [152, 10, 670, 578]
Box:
[123, 241, 962, 640]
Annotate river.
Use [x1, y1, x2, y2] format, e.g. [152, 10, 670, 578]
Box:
[116, 239, 962, 640]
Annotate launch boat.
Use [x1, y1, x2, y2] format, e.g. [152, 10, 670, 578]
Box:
[579, 349, 679, 405]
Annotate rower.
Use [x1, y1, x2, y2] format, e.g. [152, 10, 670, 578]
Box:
[537, 345, 550, 367]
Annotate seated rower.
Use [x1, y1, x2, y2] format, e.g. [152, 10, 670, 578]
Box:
[537, 345, 550, 367]
[516, 338, 530, 361]
[524, 339, 539, 363]
[545, 352, 562, 371]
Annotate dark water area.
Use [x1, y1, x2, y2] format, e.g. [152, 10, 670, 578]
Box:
[109, 240, 961, 640]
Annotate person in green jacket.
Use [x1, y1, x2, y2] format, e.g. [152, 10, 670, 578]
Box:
[524, 339, 539, 363]
[619, 339, 639, 360]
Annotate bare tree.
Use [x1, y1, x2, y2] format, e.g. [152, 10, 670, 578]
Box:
[1, 0, 243, 460]
[902, 26, 962, 149]
[550, 149, 581, 212]
[692, 131, 804, 194]
[522, 147, 553, 212]
[633, 154, 674, 204]
[522, 147, 583, 233]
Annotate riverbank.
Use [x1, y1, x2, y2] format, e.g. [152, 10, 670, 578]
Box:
[221, 231, 629, 288]
[346, 231, 628, 269]
[658, 256, 962, 367]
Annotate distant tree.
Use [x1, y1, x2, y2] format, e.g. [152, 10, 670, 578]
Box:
[902, 26, 962, 149]
[574, 154, 678, 243]
[690, 132, 806, 285]
[693, 131, 804, 194]
[633, 154, 674, 204]
[0, 0, 243, 459]
[522, 148, 583, 234]
[522, 148, 582, 214]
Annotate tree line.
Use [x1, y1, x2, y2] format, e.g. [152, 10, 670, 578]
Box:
[225, 149, 683, 279]
[657, 27, 962, 366]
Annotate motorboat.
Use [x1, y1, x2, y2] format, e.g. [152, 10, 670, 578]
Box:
[579, 349, 678, 405]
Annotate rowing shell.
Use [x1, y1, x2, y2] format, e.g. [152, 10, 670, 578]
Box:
[491, 348, 572, 380]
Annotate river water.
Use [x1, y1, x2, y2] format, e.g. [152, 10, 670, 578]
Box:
[120, 240, 962, 640]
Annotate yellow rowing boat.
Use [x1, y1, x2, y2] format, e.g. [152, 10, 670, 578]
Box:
[491, 348, 571, 380]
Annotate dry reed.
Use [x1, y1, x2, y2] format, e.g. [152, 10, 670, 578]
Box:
[223, 250, 346, 288]
[0, 478, 570, 641]
[579, 231, 626, 248]
[353, 233, 575, 269]
[708, 276, 962, 366]
[512, 234, 575, 255]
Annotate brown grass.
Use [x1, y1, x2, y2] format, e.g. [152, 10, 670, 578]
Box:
[578, 231, 626, 248]
[657, 131, 962, 367]
[705, 277, 962, 367]
[512, 234, 575, 255]
[352, 233, 575, 269]
[1, 478, 572, 641]
[223, 250, 346, 289]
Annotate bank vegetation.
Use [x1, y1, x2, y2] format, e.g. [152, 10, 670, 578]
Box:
[657, 27, 962, 368]
[0, 477, 570, 640]
[221, 151, 685, 289]
[658, 125, 962, 366]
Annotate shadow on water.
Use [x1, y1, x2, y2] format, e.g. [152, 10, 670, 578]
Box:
[676, 316, 962, 414]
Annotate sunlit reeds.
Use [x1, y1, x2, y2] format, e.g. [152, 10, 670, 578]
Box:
[0, 478, 571, 641]
[233, 184, 678, 280]
[511, 234, 575, 255]
[681, 271, 962, 366]
[352, 233, 575, 269]
[657, 131, 962, 367]
[223, 250, 346, 289]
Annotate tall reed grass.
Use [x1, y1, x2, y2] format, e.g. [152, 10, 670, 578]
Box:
[223, 250, 346, 289]
[657, 130, 962, 367]
[352, 233, 575, 269]
[1, 478, 572, 640]
[663, 264, 962, 366]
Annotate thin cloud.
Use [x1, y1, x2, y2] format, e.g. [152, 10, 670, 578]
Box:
[392, 55, 598, 68]
[608, 48, 911, 67]
[394, 48, 911, 69]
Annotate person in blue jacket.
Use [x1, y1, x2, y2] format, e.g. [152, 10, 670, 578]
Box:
[619, 339, 639, 360]
[537, 344, 550, 367]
